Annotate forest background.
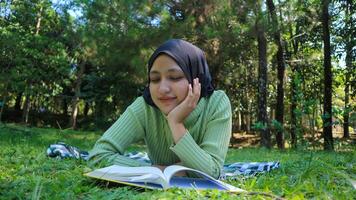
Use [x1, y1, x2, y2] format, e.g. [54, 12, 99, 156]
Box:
[0, 0, 355, 150]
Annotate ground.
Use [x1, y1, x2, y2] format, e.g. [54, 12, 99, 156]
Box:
[0, 123, 355, 199]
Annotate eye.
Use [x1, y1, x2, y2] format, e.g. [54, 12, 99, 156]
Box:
[169, 76, 184, 81]
[150, 77, 160, 83]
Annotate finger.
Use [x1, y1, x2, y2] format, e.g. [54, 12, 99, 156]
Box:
[193, 78, 201, 100]
[188, 84, 193, 98]
[188, 84, 196, 106]
[196, 78, 201, 94]
[186, 79, 197, 107]
[192, 78, 197, 93]
[186, 84, 196, 106]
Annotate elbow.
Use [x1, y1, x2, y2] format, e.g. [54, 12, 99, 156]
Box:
[204, 157, 223, 179]
[87, 150, 114, 167]
[211, 162, 223, 179]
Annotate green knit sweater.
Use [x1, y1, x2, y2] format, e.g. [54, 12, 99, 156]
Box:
[88, 90, 232, 178]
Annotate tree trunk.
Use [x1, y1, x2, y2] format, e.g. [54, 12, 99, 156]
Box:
[241, 88, 248, 132]
[233, 110, 240, 131]
[343, 1, 353, 139]
[0, 80, 10, 122]
[241, 112, 246, 131]
[70, 98, 79, 129]
[343, 68, 350, 138]
[84, 102, 90, 117]
[246, 112, 251, 133]
[256, 10, 271, 148]
[270, 108, 275, 123]
[33, 95, 39, 112]
[14, 92, 23, 111]
[0, 91, 7, 122]
[267, 0, 285, 149]
[22, 93, 31, 124]
[62, 97, 68, 116]
[94, 100, 106, 128]
[70, 62, 86, 129]
[290, 64, 298, 148]
[322, 0, 333, 150]
[35, 4, 43, 35]
[288, 17, 301, 148]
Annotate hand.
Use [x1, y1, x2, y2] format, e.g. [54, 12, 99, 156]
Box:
[153, 163, 187, 177]
[152, 165, 166, 171]
[166, 78, 201, 124]
[172, 162, 187, 176]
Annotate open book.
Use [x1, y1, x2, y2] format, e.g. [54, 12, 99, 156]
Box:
[85, 165, 245, 192]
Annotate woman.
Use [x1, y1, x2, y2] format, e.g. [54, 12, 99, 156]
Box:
[88, 39, 232, 178]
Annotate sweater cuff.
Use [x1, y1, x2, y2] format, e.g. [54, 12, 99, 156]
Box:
[111, 154, 151, 167]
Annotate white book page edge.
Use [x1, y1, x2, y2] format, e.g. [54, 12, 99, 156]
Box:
[163, 165, 246, 192]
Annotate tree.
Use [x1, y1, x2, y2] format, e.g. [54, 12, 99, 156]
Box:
[70, 62, 86, 129]
[255, 1, 271, 148]
[286, 15, 302, 148]
[341, 0, 355, 139]
[22, 1, 44, 123]
[0, 0, 73, 125]
[81, 0, 167, 128]
[266, 0, 286, 149]
[322, 0, 333, 150]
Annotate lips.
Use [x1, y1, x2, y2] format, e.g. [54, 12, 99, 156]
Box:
[158, 96, 176, 104]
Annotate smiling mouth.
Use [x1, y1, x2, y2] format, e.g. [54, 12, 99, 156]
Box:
[158, 97, 176, 104]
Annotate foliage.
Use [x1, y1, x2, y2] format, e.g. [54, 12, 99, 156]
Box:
[0, 0, 355, 147]
[0, 124, 355, 199]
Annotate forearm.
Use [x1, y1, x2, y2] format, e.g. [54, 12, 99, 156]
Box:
[88, 98, 147, 167]
[88, 148, 151, 167]
[166, 121, 226, 178]
[167, 121, 187, 143]
[169, 132, 226, 178]
[167, 119, 218, 177]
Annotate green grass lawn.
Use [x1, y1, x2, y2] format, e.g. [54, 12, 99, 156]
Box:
[0, 123, 355, 199]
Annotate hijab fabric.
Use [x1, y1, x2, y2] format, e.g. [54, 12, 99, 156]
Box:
[143, 39, 214, 107]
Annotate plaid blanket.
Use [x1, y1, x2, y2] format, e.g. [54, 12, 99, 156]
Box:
[47, 142, 89, 160]
[221, 161, 280, 179]
[47, 143, 280, 179]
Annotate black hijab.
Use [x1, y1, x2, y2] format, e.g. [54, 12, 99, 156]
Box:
[143, 39, 214, 107]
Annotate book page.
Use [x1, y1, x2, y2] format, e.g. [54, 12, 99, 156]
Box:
[169, 177, 228, 190]
[89, 165, 166, 182]
[163, 165, 191, 180]
[85, 171, 166, 190]
[163, 165, 245, 192]
[163, 165, 223, 186]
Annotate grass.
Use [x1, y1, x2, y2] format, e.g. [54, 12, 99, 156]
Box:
[0, 123, 355, 199]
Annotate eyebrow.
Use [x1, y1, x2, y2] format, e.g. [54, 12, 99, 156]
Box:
[149, 68, 183, 74]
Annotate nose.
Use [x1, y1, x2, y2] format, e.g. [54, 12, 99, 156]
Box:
[158, 79, 170, 94]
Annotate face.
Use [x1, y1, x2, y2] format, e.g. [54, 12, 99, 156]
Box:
[149, 54, 189, 115]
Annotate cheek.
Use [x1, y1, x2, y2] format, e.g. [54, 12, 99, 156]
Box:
[149, 84, 157, 98]
[175, 82, 189, 100]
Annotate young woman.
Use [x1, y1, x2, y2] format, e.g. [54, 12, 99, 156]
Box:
[88, 39, 232, 178]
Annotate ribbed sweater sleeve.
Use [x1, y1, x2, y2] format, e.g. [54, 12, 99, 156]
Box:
[88, 98, 150, 167]
[170, 92, 232, 178]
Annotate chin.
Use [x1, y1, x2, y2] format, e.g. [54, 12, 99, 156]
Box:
[158, 106, 175, 115]
[161, 108, 172, 115]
